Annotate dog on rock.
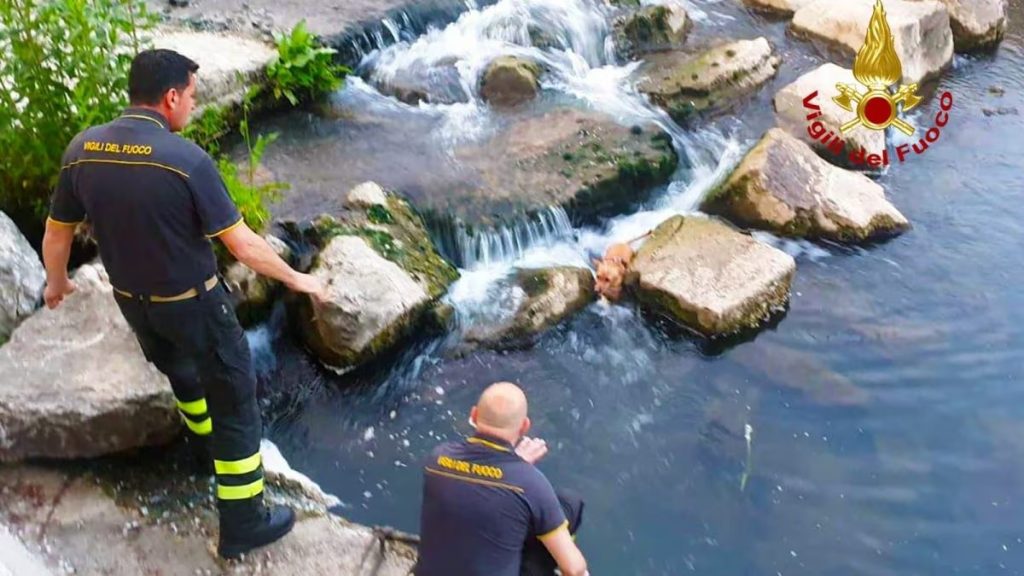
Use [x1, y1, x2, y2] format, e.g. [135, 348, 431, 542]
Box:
[592, 230, 652, 302]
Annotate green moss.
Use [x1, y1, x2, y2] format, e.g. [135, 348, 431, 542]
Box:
[367, 204, 394, 224]
[518, 269, 551, 298]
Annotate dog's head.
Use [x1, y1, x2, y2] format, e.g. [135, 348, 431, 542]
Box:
[593, 258, 628, 301]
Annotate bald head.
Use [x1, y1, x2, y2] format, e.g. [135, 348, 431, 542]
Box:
[474, 382, 528, 434]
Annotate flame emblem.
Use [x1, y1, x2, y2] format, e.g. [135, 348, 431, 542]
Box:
[833, 0, 922, 135]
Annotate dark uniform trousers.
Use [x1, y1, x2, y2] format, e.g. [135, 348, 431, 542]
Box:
[520, 490, 585, 576]
[113, 281, 265, 505]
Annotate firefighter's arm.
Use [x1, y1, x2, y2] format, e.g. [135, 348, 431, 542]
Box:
[217, 221, 325, 299]
[41, 219, 77, 309]
[539, 526, 588, 576]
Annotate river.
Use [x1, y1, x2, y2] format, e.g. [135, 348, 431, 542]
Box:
[240, 0, 1024, 573]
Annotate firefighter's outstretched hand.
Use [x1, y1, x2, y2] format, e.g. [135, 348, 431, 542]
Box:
[515, 436, 549, 465]
[44, 279, 76, 310]
[287, 272, 327, 304]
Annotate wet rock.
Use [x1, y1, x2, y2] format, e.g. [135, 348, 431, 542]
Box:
[298, 186, 459, 371]
[791, 0, 954, 85]
[453, 108, 677, 225]
[741, 0, 816, 17]
[703, 129, 909, 242]
[153, 29, 277, 109]
[479, 56, 542, 108]
[466, 266, 596, 350]
[222, 234, 292, 327]
[0, 464, 417, 576]
[0, 263, 178, 462]
[614, 4, 692, 59]
[345, 181, 389, 209]
[773, 63, 885, 168]
[911, 0, 1007, 52]
[982, 106, 1018, 117]
[0, 211, 44, 343]
[636, 38, 781, 123]
[371, 63, 469, 106]
[629, 215, 795, 337]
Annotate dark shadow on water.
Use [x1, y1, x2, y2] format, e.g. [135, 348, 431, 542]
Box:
[636, 301, 791, 357]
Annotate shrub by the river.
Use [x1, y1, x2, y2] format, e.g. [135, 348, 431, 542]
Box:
[267, 20, 351, 105]
[0, 0, 156, 219]
[218, 88, 288, 232]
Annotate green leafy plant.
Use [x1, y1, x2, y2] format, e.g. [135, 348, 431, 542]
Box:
[218, 88, 288, 232]
[181, 104, 230, 157]
[0, 0, 156, 219]
[266, 20, 350, 105]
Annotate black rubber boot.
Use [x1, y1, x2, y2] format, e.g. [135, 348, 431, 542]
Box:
[217, 497, 296, 560]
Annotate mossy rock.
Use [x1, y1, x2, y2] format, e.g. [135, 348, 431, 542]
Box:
[636, 38, 780, 123]
[615, 4, 692, 59]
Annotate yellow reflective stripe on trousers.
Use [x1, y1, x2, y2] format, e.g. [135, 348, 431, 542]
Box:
[183, 416, 212, 436]
[176, 397, 208, 416]
[214, 452, 262, 476]
[217, 479, 264, 500]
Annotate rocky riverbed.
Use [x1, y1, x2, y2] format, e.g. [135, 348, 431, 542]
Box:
[2, 0, 1021, 573]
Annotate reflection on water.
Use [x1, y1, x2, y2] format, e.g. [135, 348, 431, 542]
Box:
[251, 0, 1024, 573]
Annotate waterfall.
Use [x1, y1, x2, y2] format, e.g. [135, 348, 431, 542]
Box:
[349, 0, 744, 326]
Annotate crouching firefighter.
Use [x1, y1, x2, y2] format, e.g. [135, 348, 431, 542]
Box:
[40, 49, 327, 559]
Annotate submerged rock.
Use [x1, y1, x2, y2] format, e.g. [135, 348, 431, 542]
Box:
[703, 129, 909, 242]
[479, 56, 542, 108]
[0, 211, 44, 343]
[153, 29, 277, 109]
[0, 263, 178, 462]
[773, 63, 886, 168]
[791, 0, 953, 85]
[732, 341, 870, 406]
[614, 4, 692, 59]
[741, 0, 816, 17]
[916, 0, 1008, 52]
[636, 38, 781, 123]
[454, 108, 677, 225]
[297, 185, 459, 371]
[466, 266, 596, 350]
[629, 215, 795, 337]
[222, 234, 292, 327]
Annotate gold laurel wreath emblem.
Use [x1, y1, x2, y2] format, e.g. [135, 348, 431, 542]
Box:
[833, 0, 922, 136]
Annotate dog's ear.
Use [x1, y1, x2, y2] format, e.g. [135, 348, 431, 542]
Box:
[592, 257, 602, 269]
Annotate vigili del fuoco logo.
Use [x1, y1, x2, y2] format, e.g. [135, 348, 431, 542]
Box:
[802, 0, 954, 167]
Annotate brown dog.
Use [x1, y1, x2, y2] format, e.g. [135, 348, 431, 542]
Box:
[593, 230, 652, 301]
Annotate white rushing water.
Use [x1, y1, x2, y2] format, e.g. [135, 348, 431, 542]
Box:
[354, 0, 755, 328]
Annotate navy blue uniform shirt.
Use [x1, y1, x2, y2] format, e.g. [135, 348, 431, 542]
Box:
[48, 107, 242, 296]
[417, 433, 568, 576]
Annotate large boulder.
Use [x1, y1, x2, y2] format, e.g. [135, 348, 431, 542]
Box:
[629, 215, 795, 336]
[773, 63, 886, 168]
[702, 129, 910, 242]
[453, 108, 678, 225]
[911, 0, 1008, 52]
[741, 0, 816, 17]
[0, 462, 417, 575]
[479, 56, 542, 108]
[466, 266, 596, 350]
[637, 38, 781, 123]
[614, 4, 692, 59]
[791, 0, 954, 85]
[0, 211, 44, 343]
[0, 263, 178, 462]
[153, 29, 277, 109]
[298, 185, 459, 371]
